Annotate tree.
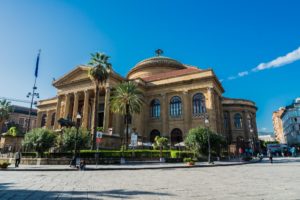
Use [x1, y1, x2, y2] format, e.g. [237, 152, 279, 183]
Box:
[110, 81, 144, 149]
[22, 128, 56, 157]
[154, 136, 168, 159]
[0, 99, 12, 131]
[87, 52, 112, 149]
[58, 127, 91, 151]
[185, 126, 225, 158]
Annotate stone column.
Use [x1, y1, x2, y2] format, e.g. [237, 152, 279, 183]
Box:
[207, 87, 217, 132]
[243, 111, 249, 140]
[82, 90, 90, 128]
[183, 90, 191, 134]
[54, 96, 62, 129]
[45, 110, 52, 129]
[64, 93, 71, 119]
[91, 95, 96, 132]
[103, 86, 111, 132]
[72, 92, 80, 122]
[36, 112, 42, 128]
[161, 93, 168, 137]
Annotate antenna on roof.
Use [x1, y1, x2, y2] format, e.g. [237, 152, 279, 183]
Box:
[155, 49, 163, 57]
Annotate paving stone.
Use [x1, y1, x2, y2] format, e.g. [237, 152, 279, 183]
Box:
[0, 157, 300, 199]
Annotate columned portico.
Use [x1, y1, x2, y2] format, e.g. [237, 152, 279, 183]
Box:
[82, 90, 90, 128]
[103, 86, 111, 132]
[64, 93, 71, 119]
[54, 95, 62, 129]
[72, 92, 80, 122]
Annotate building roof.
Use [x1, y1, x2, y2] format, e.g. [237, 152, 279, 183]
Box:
[141, 66, 201, 82]
[127, 56, 187, 79]
[11, 105, 37, 116]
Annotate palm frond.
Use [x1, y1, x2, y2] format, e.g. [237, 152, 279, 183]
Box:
[110, 81, 144, 115]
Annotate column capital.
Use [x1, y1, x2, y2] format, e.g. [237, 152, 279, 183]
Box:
[160, 93, 167, 99]
[73, 91, 80, 96]
[207, 86, 213, 92]
[105, 86, 112, 92]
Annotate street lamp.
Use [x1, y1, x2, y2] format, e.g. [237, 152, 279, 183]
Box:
[74, 113, 82, 159]
[204, 115, 212, 164]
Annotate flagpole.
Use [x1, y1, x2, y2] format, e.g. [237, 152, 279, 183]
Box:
[26, 50, 41, 132]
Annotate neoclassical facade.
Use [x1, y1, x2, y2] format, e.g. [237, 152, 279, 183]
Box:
[37, 54, 258, 149]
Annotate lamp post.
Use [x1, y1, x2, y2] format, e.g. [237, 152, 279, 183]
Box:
[74, 113, 81, 159]
[204, 115, 212, 164]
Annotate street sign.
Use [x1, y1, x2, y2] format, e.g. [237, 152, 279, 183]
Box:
[96, 131, 103, 138]
[131, 133, 138, 147]
[96, 138, 102, 143]
[96, 131, 103, 144]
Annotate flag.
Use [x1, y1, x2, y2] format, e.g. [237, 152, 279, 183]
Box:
[34, 50, 41, 77]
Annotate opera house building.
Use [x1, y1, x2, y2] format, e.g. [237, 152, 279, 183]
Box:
[37, 52, 258, 150]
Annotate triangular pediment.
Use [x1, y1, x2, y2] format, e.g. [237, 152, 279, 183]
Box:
[53, 66, 90, 87]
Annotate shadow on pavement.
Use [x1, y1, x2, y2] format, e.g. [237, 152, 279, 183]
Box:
[0, 183, 174, 199]
[260, 157, 300, 164]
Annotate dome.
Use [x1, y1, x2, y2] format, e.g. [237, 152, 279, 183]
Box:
[127, 56, 186, 80]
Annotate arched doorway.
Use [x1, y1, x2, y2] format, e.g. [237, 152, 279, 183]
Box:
[150, 129, 160, 143]
[236, 136, 245, 150]
[171, 128, 183, 145]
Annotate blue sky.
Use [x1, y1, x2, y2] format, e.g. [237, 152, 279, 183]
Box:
[0, 0, 299, 133]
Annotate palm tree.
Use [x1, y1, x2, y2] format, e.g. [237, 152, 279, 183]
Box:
[110, 81, 144, 149]
[0, 99, 12, 131]
[154, 136, 168, 162]
[87, 52, 112, 149]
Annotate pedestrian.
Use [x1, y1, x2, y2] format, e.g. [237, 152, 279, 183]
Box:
[267, 149, 273, 164]
[80, 160, 86, 171]
[238, 147, 244, 161]
[70, 156, 76, 168]
[15, 151, 22, 167]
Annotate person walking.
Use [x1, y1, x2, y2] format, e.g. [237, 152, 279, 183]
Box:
[15, 151, 22, 167]
[267, 149, 273, 164]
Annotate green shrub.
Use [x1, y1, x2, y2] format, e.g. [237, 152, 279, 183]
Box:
[39, 150, 194, 161]
[171, 150, 194, 158]
[183, 157, 195, 165]
[22, 152, 38, 158]
[58, 127, 91, 151]
[183, 157, 193, 163]
[22, 128, 56, 157]
[0, 161, 10, 169]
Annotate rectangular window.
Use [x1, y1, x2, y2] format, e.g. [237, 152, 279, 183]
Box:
[19, 118, 25, 127]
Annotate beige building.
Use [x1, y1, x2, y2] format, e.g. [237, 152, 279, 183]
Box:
[272, 107, 285, 144]
[0, 105, 37, 134]
[37, 54, 258, 150]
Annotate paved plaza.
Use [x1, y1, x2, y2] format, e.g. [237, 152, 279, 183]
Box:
[0, 157, 300, 200]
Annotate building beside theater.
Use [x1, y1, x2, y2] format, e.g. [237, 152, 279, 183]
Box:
[37, 52, 258, 151]
[281, 98, 300, 146]
[272, 107, 286, 143]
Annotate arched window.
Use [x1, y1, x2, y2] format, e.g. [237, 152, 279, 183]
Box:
[193, 93, 206, 115]
[41, 114, 47, 127]
[51, 113, 56, 126]
[150, 129, 160, 143]
[224, 112, 229, 128]
[234, 113, 243, 129]
[171, 128, 183, 145]
[170, 96, 182, 117]
[150, 99, 160, 118]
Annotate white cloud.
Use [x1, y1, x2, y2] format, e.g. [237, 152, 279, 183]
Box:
[260, 127, 268, 131]
[238, 71, 249, 77]
[228, 76, 237, 80]
[252, 46, 300, 72]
